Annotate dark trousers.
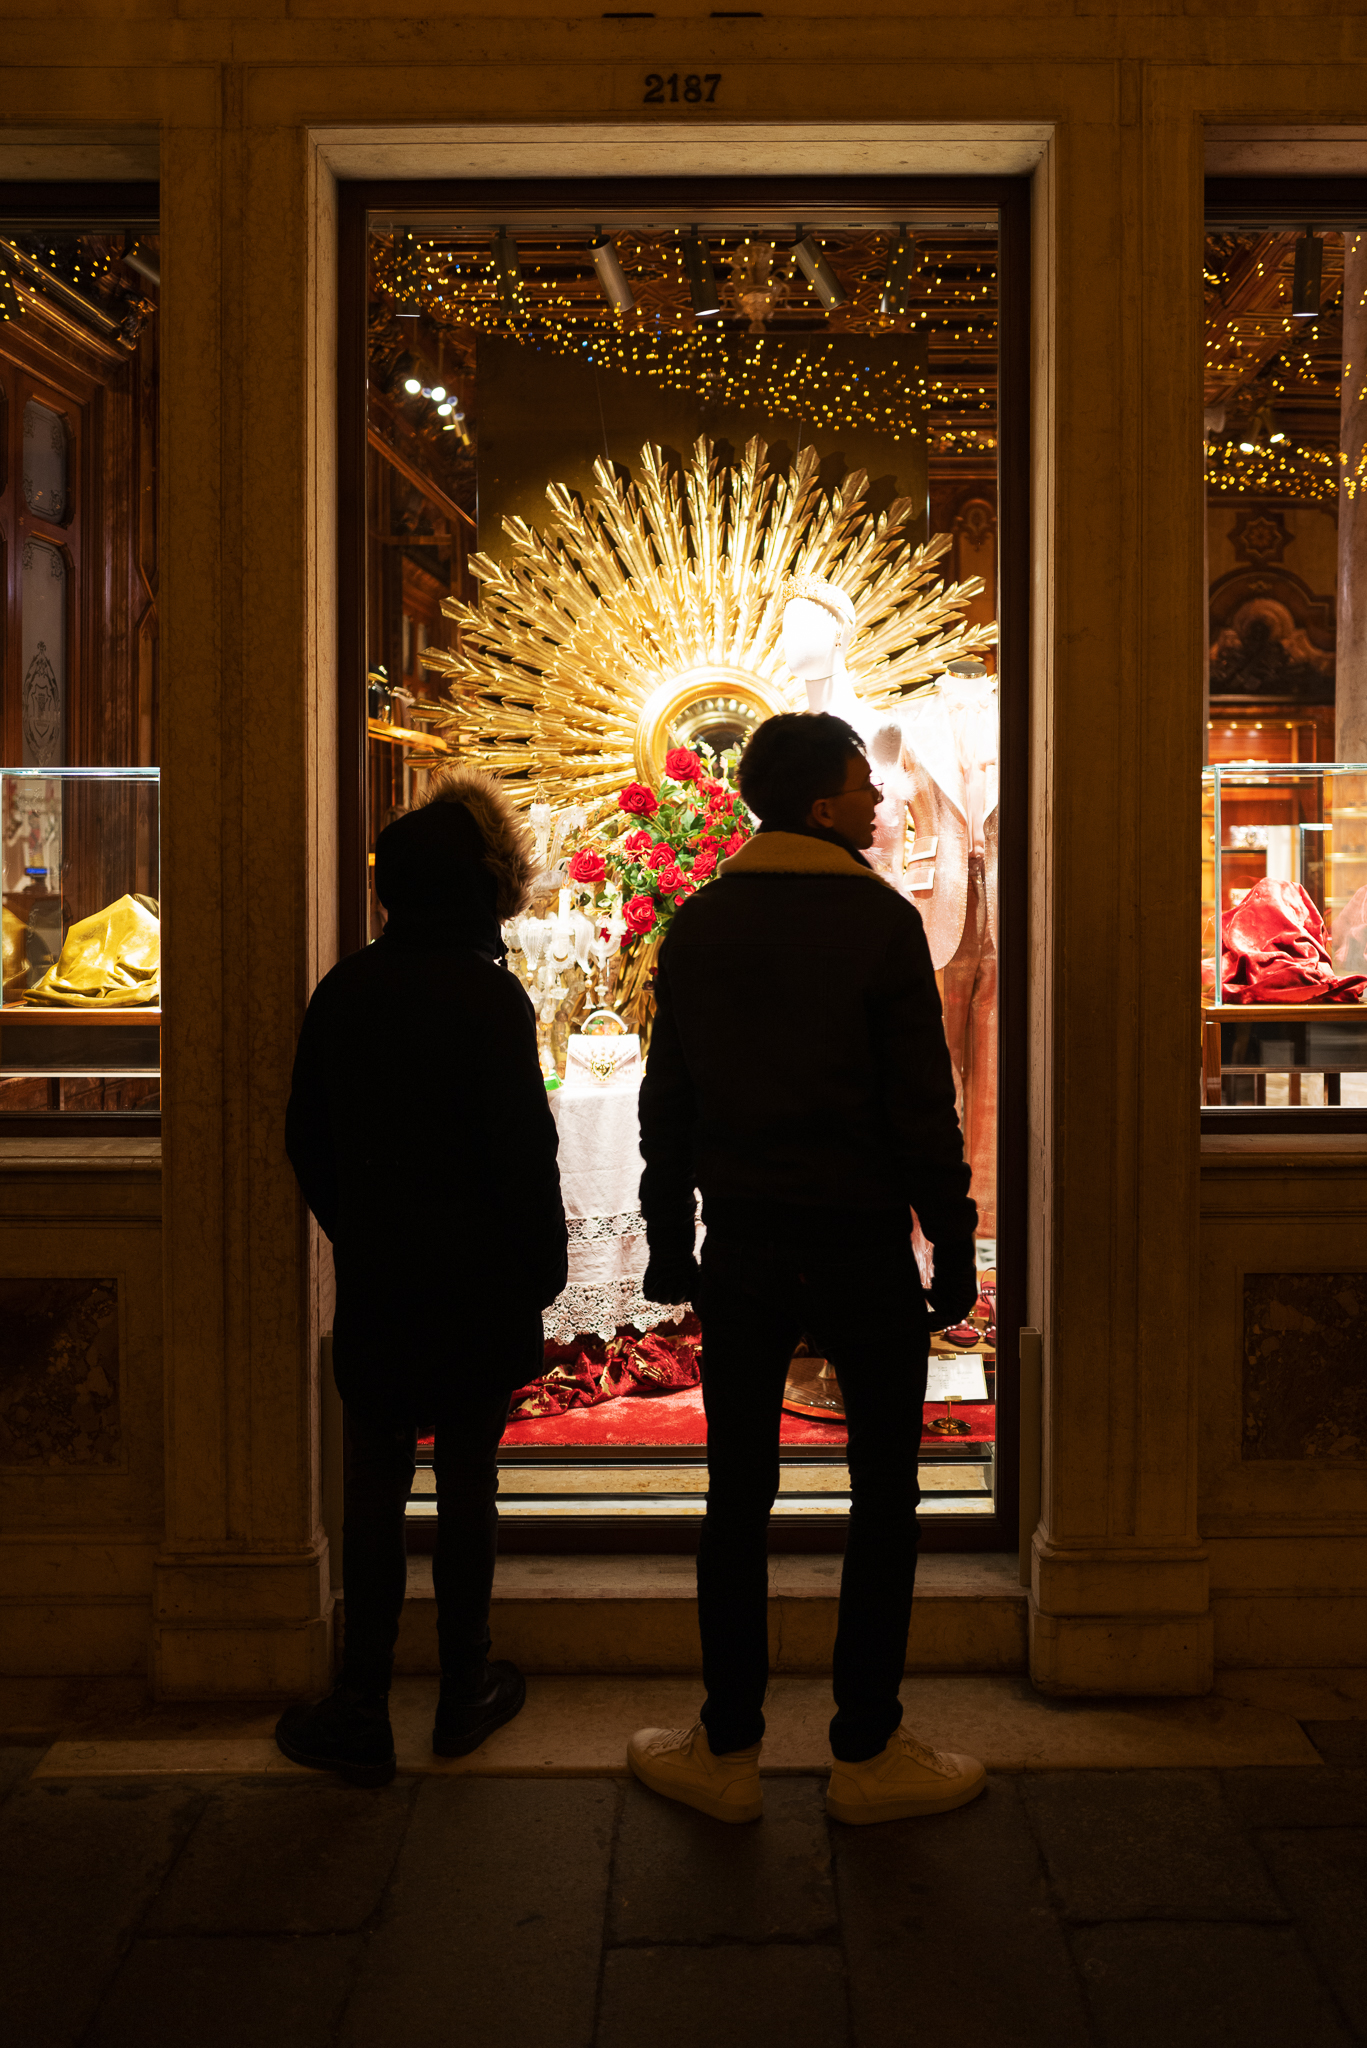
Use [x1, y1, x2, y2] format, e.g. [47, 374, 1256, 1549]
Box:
[339, 1381, 515, 1700]
[696, 1203, 929, 1764]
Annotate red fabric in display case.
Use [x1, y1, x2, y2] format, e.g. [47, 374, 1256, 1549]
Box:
[507, 1318, 701, 1421]
[488, 1387, 995, 1451]
[1220, 878, 1367, 1004]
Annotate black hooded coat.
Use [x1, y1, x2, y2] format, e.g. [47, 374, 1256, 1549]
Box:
[285, 770, 567, 1424]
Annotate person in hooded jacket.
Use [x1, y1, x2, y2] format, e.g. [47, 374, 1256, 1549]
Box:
[627, 712, 987, 1827]
[275, 767, 567, 1785]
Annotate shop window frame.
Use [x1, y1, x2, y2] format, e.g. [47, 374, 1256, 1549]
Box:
[1202, 176, 1367, 1137]
[0, 180, 161, 1140]
[338, 174, 1030, 1553]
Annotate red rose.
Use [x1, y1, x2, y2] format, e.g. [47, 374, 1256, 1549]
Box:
[623, 828, 653, 854]
[664, 746, 704, 783]
[702, 777, 725, 796]
[618, 782, 659, 817]
[567, 848, 606, 885]
[724, 832, 743, 856]
[691, 847, 717, 880]
[622, 894, 657, 936]
[673, 886, 696, 905]
[646, 842, 675, 872]
[657, 863, 684, 893]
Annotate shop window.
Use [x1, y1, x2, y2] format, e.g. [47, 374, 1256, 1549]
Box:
[0, 205, 160, 1123]
[349, 183, 1024, 1541]
[1202, 190, 1367, 1121]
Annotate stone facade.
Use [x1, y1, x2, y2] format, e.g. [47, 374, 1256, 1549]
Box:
[3, 0, 1367, 1697]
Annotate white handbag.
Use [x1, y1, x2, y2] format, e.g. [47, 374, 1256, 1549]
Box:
[563, 1032, 643, 1088]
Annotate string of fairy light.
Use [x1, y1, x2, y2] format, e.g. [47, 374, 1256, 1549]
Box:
[373, 228, 998, 439]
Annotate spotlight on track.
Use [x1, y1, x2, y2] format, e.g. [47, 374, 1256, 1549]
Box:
[792, 225, 847, 312]
[592, 231, 636, 315]
[491, 227, 524, 313]
[1292, 229, 1323, 320]
[681, 228, 721, 320]
[878, 225, 918, 318]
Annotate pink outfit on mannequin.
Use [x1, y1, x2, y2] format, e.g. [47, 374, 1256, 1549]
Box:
[886, 677, 998, 1236]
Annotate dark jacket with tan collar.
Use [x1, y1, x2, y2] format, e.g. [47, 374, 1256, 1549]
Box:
[638, 826, 976, 1260]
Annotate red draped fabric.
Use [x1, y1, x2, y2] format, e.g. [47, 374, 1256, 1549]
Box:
[508, 1317, 702, 1421]
[1220, 879, 1367, 1005]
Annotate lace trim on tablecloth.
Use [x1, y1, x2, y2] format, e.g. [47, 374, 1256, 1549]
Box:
[542, 1278, 690, 1347]
[565, 1208, 645, 1246]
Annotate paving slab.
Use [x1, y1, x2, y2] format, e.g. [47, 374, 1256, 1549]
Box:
[1212, 1669, 1367, 1720]
[338, 1777, 616, 2048]
[597, 1944, 848, 2048]
[1301, 1719, 1367, 1763]
[0, 1779, 204, 2048]
[30, 1673, 1323, 1780]
[1071, 1922, 1353, 2048]
[1017, 1770, 1287, 1921]
[0, 1743, 42, 1802]
[835, 1775, 1093, 2048]
[142, 1777, 417, 1935]
[610, 1775, 834, 1943]
[1257, 1827, 1367, 2035]
[85, 1934, 361, 2048]
[1220, 1765, 1367, 1830]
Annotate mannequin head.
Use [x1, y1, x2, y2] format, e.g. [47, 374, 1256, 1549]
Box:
[781, 578, 857, 713]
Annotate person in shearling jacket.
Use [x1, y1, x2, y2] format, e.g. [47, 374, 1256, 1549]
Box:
[627, 712, 986, 1828]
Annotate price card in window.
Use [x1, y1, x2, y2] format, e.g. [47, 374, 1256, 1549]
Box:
[925, 1356, 989, 1403]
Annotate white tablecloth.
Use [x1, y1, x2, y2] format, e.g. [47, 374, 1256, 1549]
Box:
[544, 1076, 691, 1344]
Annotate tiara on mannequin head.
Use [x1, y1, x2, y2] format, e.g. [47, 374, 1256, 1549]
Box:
[780, 574, 857, 627]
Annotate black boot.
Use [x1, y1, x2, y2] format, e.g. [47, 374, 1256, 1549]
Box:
[275, 1682, 397, 1787]
[432, 1661, 526, 1758]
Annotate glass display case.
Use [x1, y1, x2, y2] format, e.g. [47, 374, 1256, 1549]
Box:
[1, 768, 160, 1110]
[1201, 762, 1367, 1106]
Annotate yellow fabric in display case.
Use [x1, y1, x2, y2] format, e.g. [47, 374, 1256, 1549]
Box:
[2, 906, 28, 1000]
[23, 894, 160, 1008]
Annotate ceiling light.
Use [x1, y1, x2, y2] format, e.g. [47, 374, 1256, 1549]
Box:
[403, 376, 422, 395]
[792, 227, 847, 311]
[491, 227, 524, 312]
[1292, 230, 1323, 319]
[429, 384, 446, 402]
[1239, 440, 1255, 453]
[878, 226, 918, 317]
[437, 402, 453, 416]
[592, 232, 636, 314]
[1270, 431, 1286, 444]
[681, 229, 721, 319]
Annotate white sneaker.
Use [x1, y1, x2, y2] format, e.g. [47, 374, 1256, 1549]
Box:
[826, 1727, 986, 1823]
[626, 1721, 763, 1824]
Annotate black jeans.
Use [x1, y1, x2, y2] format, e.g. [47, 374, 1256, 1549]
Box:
[696, 1203, 929, 1764]
[339, 1370, 521, 1701]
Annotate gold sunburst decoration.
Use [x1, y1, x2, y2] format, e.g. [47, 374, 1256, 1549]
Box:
[419, 435, 997, 807]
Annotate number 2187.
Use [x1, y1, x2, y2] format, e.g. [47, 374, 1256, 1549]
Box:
[643, 73, 721, 103]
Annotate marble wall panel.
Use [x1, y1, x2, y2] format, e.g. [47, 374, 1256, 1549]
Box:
[0, 1277, 122, 1470]
[1243, 1273, 1367, 1462]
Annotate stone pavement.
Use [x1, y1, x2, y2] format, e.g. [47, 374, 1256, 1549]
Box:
[3, 1717, 1366, 2048]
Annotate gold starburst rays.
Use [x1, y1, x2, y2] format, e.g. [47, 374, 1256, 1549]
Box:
[419, 435, 997, 807]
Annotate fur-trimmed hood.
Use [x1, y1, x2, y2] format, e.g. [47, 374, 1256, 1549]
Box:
[424, 765, 537, 920]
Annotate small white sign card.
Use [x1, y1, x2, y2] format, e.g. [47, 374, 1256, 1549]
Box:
[925, 1355, 989, 1404]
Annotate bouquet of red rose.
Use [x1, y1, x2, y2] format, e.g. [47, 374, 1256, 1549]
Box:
[565, 745, 753, 955]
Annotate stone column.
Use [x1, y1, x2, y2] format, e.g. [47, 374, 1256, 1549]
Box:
[1338, 235, 1367, 764]
[151, 117, 336, 1698]
[1024, 120, 1212, 1696]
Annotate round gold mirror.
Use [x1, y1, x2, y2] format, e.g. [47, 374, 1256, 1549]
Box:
[632, 666, 789, 787]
